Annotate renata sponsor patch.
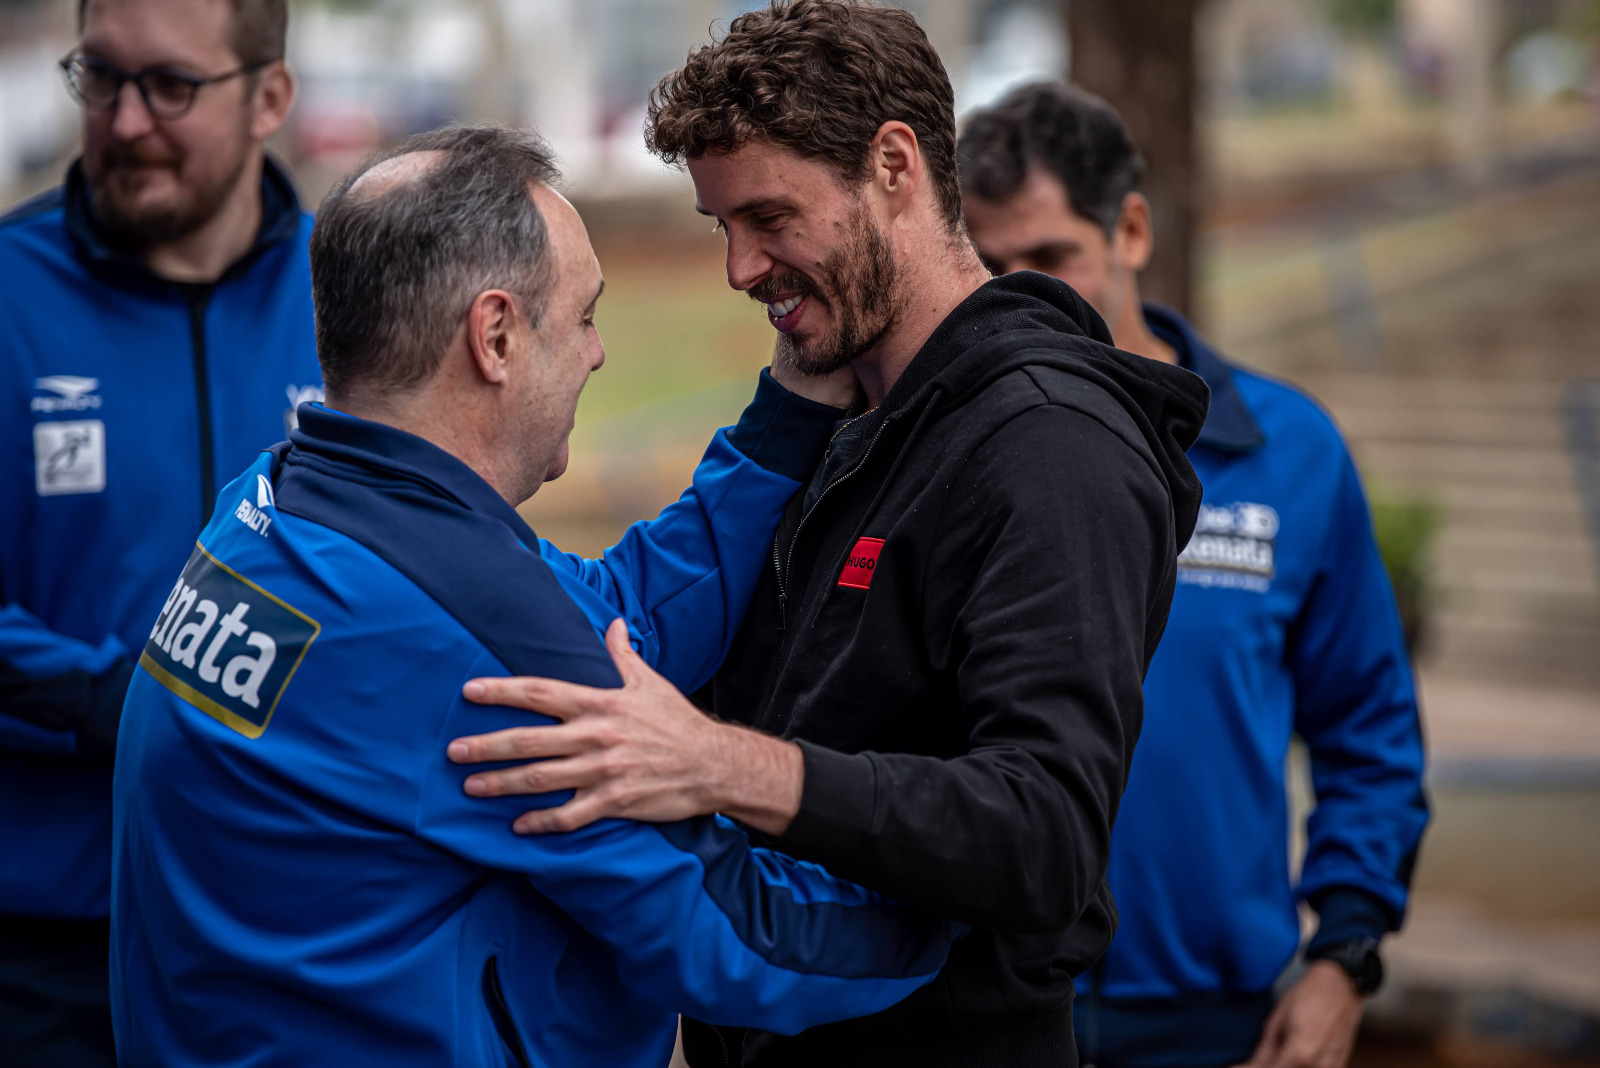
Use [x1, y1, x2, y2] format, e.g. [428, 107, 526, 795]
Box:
[1178, 500, 1279, 593]
[836, 537, 885, 590]
[140, 544, 319, 738]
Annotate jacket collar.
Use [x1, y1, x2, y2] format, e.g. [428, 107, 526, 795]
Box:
[287, 403, 541, 553]
[63, 153, 303, 285]
[1144, 303, 1265, 454]
[877, 271, 1114, 421]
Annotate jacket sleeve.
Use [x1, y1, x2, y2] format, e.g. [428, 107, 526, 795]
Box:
[416, 649, 951, 1035]
[1291, 448, 1430, 941]
[537, 369, 838, 693]
[777, 405, 1172, 933]
[0, 602, 132, 756]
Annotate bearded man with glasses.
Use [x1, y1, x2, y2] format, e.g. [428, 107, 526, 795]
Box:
[0, 2, 317, 1062]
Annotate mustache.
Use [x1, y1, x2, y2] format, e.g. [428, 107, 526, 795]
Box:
[100, 142, 182, 169]
[748, 272, 821, 306]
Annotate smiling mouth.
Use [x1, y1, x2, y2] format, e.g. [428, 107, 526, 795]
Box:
[764, 294, 807, 333]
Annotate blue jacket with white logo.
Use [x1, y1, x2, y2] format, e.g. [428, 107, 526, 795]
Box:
[1074, 307, 1429, 1067]
[0, 160, 321, 919]
[111, 392, 952, 1067]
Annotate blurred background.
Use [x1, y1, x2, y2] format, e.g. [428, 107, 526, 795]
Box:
[3, 0, 1597, 1063]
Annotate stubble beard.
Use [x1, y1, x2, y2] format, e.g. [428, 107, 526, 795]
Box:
[767, 202, 902, 377]
[85, 134, 253, 251]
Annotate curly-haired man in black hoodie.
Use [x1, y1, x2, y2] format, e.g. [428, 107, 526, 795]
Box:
[445, 3, 1210, 1065]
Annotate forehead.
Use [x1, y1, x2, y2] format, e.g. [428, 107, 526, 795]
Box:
[688, 141, 850, 213]
[531, 183, 599, 294]
[82, 0, 238, 66]
[963, 167, 1099, 244]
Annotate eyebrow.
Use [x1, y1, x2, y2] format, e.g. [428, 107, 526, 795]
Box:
[694, 196, 797, 219]
[1022, 240, 1081, 259]
[78, 41, 200, 72]
[585, 279, 605, 313]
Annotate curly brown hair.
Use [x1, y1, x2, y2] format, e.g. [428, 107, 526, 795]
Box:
[645, 0, 962, 231]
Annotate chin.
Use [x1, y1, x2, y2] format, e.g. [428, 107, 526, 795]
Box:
[543, 443, 570, 483]
[791, 338, 854, 377]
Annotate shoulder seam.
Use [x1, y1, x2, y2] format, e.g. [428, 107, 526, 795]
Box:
[922, 397, 1178, 636]
[927, 391, 1172, 547]
[0, 188, 65, 232]
[1018, 365, 1166, 474]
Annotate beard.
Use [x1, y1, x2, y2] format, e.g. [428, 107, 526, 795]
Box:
[84, 136, 251, 250]
[751, 200, 901, 377]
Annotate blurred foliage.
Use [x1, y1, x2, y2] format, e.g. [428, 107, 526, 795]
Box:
[578, 243, 770, 426]
[1368, 485, 1440, 657]
[1323, 0, 1398, 40]
[1576, 0, 1600, 37]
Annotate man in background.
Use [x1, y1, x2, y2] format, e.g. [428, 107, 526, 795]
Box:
[0, 1, 314, 1060]
[960, 81, 1429, 1068]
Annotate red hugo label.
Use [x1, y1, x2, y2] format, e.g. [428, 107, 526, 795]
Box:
[836, 537, 885, 590]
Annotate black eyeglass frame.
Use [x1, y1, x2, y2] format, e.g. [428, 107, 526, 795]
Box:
[58, 54, 276, 120]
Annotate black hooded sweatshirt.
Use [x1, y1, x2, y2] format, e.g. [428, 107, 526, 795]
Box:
[682, 272, 1209, 1068]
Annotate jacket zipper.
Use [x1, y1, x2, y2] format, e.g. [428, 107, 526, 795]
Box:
[773, 412, 895, 640]
[758, 413, 898, 737]
[480, 956, 532, 1068]
[183, 287, 216, 525]
[759, 390, 943, 736]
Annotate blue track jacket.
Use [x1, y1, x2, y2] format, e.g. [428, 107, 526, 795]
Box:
[0, 159, 321, 919]
[111, 391, 951, 1067]
[1075, 307, 1429, 1067]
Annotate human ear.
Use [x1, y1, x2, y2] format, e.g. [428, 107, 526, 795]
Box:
[1114, 192, 1155, 274]
[870, 121, 921, 215]
[249, 61, 295, 142]
[465, 290, 517, 385]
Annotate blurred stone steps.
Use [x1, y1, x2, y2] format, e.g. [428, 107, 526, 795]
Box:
[1358, 445, 1576, 494]
[1313, 372, 1600, 688]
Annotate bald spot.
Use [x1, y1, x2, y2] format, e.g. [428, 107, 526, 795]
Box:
[347, 150, 449, 201]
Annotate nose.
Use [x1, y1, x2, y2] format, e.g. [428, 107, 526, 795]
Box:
[109, 79, 157, 141]
[724, 230, 776, 293]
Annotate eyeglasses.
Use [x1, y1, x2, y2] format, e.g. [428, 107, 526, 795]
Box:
[59, 54, 274, 120]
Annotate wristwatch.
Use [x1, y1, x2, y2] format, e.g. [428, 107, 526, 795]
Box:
[1307, 936, 1384, 996]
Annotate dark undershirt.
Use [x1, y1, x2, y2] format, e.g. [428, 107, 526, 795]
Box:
[801, 403, 882, 514]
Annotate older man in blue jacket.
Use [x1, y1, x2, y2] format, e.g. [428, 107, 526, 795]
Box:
[111, 124, 950, 1067]
[0, 0, 317, 1060]
[961, 83, 1429, 1068]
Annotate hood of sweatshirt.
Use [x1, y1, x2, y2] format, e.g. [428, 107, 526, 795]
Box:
[870, 270, 1210, 549]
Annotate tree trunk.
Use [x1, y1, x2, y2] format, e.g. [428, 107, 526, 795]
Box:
[1062, 0, 1199, 316]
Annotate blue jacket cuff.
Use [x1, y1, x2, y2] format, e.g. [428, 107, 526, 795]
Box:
[725, 368, 845, 483]
[1307, 888, 1394, 954]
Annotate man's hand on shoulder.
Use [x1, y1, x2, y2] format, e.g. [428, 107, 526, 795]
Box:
[448, 619, 804, 836]
[768, 340, 859, 408]
[1233, 960, 1364, 1068]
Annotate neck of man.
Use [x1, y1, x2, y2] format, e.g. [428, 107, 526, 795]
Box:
[1105, 278, 1177, 366]
[849, 232, 991, 410]
[144, 149, 266, 284]
[328, 381, 535, 508]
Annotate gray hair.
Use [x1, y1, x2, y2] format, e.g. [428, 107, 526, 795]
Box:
[309, 124, 562, 398]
